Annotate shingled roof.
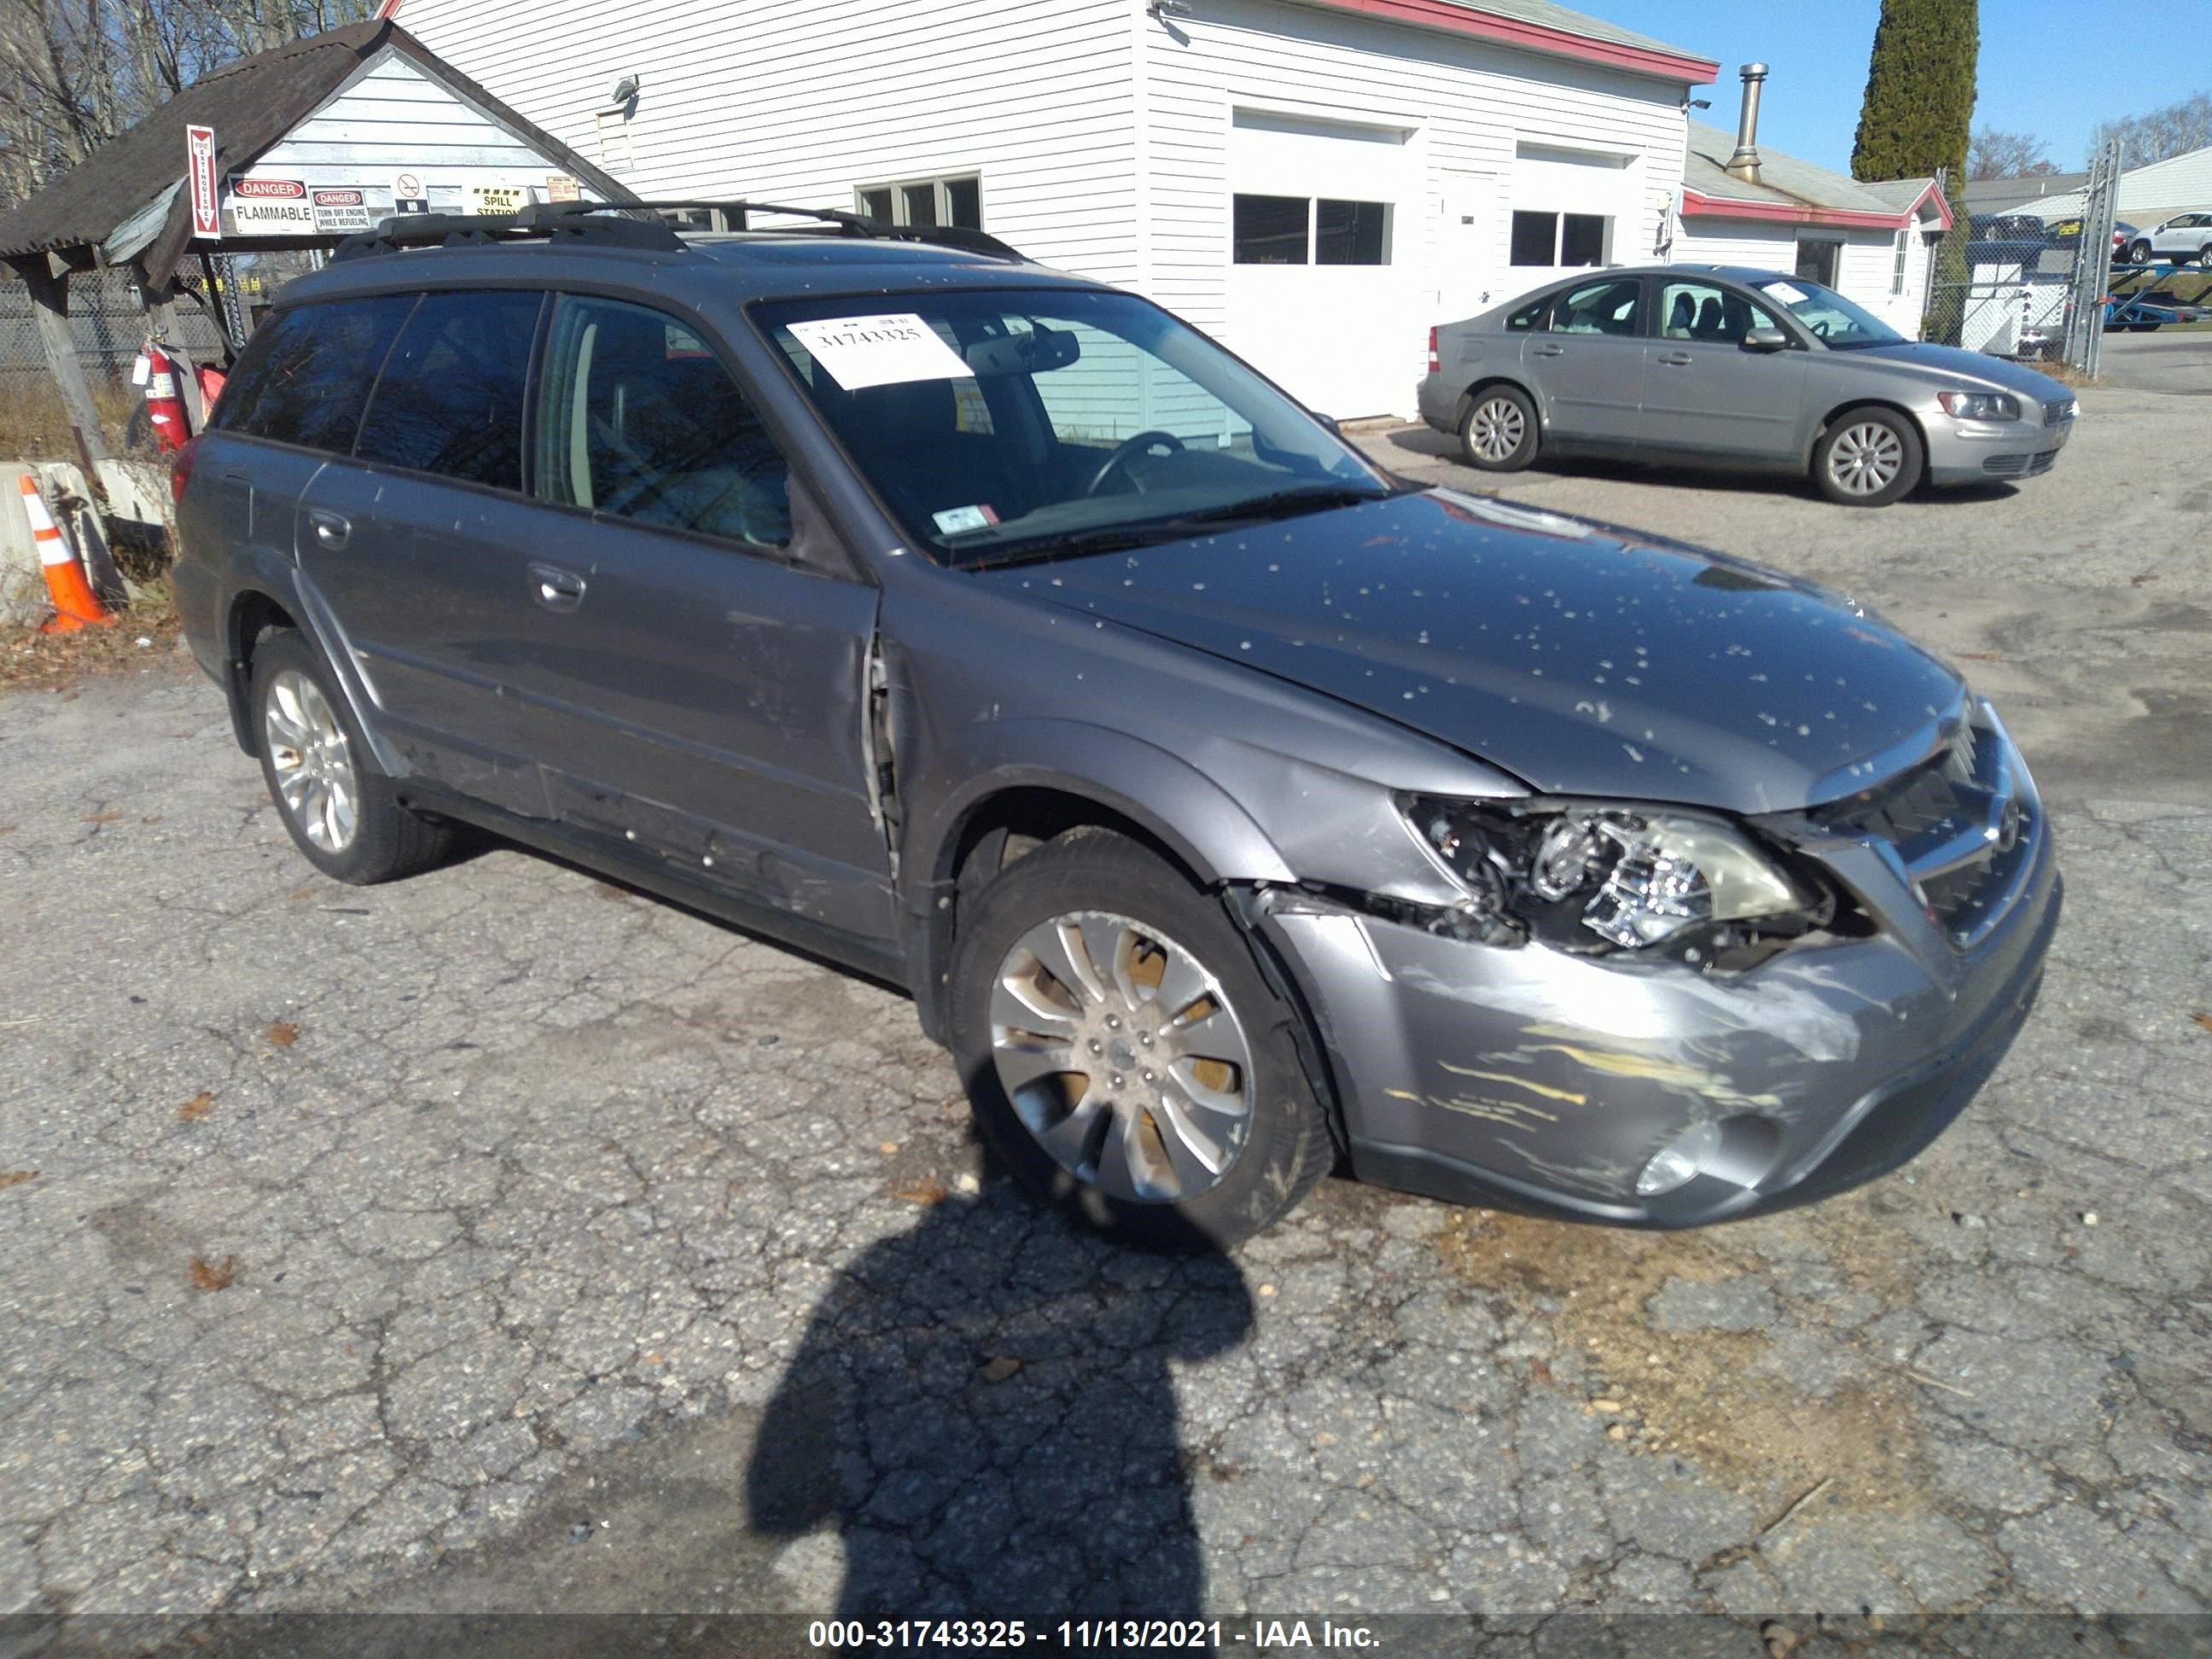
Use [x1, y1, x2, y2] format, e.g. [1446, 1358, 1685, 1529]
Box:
[0, 20, 632, 284]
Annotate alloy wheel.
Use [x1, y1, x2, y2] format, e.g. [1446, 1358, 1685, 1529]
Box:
[1468, 396, 1526, 463]
[988, 910, 1254, 1203]
[264, 669, 358, 853]
[1828, 422, 1904, 498]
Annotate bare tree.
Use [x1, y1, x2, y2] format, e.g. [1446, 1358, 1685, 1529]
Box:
[0, 0, 374, 209]
[1968, 126, 2061, 179]
[2090, 91, 2212, 166]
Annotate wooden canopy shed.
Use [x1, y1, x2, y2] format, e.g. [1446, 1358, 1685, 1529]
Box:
[0, 19, 634, 484]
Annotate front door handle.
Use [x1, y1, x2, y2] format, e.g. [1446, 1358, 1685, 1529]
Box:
[1656, 351, 1694, 366]
[306, 508, 349, 550]
[1531, 343, 1566, 357]
[529, 562, 586, 612]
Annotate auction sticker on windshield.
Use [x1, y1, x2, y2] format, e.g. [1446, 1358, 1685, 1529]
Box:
[785, 313, 972, 390]
[1763, 282, 1808, 304]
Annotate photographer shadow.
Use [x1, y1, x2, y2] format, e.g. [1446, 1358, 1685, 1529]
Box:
[746, 1184, 1254, 1621]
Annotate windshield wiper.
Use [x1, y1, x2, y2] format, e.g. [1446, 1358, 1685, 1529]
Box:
[955, 522, 1200, 570]
[1168, 484, 1389, 527]
[954, 485, 1390, 571]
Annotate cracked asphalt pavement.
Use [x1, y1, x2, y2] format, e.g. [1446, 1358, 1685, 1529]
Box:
[2, 384, 2208, 1632]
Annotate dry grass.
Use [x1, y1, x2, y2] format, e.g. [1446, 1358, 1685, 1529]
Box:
[1, 575, 183, 692]
[0, 375, 138, 461]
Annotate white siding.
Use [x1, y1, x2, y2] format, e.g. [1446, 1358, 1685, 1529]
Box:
[236, 49, 595, 218]
[1140, 0, 1688, 410]
[393, 0, 1141, 286]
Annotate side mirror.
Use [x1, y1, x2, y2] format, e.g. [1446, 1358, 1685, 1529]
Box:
[1742, 328, 1790, 353]
[1311, 411, 1342, 436]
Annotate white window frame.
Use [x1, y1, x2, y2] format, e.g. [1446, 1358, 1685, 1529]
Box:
[1508, 208, 1613, 268]
[854, 174, 983, 230]
[1891, 228, 1910, 294]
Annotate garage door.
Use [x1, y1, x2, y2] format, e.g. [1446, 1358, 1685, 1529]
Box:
[1225, 110, 1416, 420]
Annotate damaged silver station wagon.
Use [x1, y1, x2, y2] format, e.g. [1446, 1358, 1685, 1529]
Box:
[172, 202, 2061, 1246]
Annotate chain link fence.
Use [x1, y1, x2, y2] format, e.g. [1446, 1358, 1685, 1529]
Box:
[0, 265, 254, 458]
[1923, 143, 2124, 374]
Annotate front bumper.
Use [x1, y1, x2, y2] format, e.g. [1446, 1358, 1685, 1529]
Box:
[1925, 408, 2075, 487]
[1255, 802, 2061, 1228]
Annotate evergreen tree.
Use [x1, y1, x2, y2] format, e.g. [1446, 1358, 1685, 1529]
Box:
[1851, 0, 1978, 184]
[1853, 0, 1977, 341]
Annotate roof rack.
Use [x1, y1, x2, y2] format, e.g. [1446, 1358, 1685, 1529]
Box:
[562, 199, 1024, 260]
[332, 210, 682, 262]
[330, 200, 1026, 265]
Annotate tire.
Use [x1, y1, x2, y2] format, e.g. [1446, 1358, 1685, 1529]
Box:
[1813, 405, 1924, 508]
[2127, 241, 2153, 265]
[2199, 245, 2212, 267]
[1458, 384, 1540, 472]
[250, 628, 452, 885]
[947, 828, 1333, 1249]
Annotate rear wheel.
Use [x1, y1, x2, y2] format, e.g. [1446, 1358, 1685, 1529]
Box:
[1814, 405, 1924, 507]
[1458, 385, 1539, 472]
[252, 628, 452, 884]
[948, 830, 1333, 1248]
[2127, 240, 2153, 265]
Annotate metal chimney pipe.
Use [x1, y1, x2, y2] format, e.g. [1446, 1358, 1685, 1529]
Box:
[1725, 63, 1768, 185]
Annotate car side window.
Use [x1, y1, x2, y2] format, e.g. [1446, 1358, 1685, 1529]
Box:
[1555, 278, 1643, 337]
[354, 289, 542, 491]
[534, 295, 792, 550]
[1656, 282, 1782, 345]
[211, 295, 415, 453]
[1504, 296, 1549, 332]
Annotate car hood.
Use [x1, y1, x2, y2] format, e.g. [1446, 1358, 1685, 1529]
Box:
[1848, 341, 2069, 400]
[982, 489, 1965, 814]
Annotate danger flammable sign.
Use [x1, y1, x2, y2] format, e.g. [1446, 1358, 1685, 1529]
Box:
[226, 177, 312, 236]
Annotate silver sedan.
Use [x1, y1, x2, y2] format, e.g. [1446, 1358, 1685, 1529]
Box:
[1417, 265, 2077, 507]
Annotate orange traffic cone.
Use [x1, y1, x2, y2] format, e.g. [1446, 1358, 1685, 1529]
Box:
[22, 473, 114, 633]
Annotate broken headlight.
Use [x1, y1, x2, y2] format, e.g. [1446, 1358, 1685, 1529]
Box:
[1398, 795, 1826, 958]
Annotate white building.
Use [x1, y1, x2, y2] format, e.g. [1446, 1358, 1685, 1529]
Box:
[2020, 143, 2212, 234]
[381, 0, 1718, 417]
[1669, 100, 1950, 338]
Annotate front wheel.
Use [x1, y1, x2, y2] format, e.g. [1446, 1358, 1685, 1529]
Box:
[252, 628, 453, 884]
[1814, 405, 1924, 507]
[947, 830, 1333, 1249]
[1458, 385, 1540, 472]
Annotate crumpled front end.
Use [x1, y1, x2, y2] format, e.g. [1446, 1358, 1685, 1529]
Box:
[1253, 701, 2061, 1226]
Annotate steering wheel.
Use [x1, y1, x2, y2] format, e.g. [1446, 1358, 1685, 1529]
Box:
[1812, 319, 1831, 339]
[1084, 429, 1185, 496]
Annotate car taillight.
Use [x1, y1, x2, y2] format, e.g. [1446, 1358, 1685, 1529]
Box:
[169, 435, 200, 505]
[1427, 326, 1440, 375]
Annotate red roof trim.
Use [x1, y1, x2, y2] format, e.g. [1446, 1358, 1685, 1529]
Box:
[375, 0, 403, 16]
[1680, 180, 1953, 232]
[1301, 0, 1718, 83]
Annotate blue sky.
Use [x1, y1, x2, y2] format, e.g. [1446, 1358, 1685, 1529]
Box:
[1580, 0, 2211, 175]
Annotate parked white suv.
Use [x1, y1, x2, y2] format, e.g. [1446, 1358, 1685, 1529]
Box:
[2124, 212, 2212, 266]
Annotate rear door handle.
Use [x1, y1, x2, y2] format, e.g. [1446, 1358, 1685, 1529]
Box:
[529, 562, 586, 612]
[1532, 343, 1566, 357]
[306, 508, 349, 550]
[1656, 351, 1694, 366]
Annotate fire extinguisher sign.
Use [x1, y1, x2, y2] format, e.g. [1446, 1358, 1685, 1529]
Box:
[187, 125, 219, 238]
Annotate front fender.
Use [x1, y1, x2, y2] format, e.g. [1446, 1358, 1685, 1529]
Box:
[908, 719, 1296, 893]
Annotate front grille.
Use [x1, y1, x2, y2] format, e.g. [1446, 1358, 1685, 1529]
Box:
[1982, 453, 2032, 477]
[2041, 395, 2076, 426]
[2025, 450, 2056, 476]
[1813, 717, 2034, 946]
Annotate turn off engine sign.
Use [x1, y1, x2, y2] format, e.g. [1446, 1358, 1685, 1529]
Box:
[224, 177, 312, 236]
